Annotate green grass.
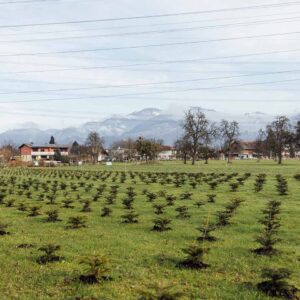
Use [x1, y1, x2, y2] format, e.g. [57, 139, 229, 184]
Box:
[0, 160, 299, 299]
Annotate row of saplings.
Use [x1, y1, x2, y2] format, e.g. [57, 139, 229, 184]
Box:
[252, 198, 299, 299]
[0, 171, 297, 299]
[0, 172, 287, 213]
[2, 196, 298, 299]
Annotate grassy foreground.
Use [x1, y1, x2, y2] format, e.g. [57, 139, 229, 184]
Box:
[0, 160, 299, 299]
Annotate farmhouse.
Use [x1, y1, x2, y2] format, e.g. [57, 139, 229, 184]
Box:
[223, 141, 258, 160]
[19, 143, 70, 162]
[157, 146, 177, 160]
[237, 141, 257, 159]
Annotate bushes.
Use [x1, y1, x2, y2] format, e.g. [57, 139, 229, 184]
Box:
[153, 204, 166, 215]
[36, 244, 62, 264]
[121, 210, 139, 223]
[207, 194, 216, 203]
[177, 244, 209, 269]
[79, 254, 111, 284]
[294, 174, 300, 180]
[137, 282, 185, 300]
[276, 175, 288, 196]
[67, 216, 87, 229]
[254, 174, 266, 192]
[197, 224, 217, 242]
[257, 268, 299, 299]
[175, 206, 190, 219]
[0, 168, 298, 299]
[81, 200, 92, 212]
[152, 217, 172, 232]
[28, 206, 40, 217]
[254, 200, 282, 255]
[45, 209, 61, 222]
[101, 207, 112, 217]
[216, 198, 243, 226]
[0, 223, 10, 235]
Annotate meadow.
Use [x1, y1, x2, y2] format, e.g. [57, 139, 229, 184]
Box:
[0, 160, 299, 300]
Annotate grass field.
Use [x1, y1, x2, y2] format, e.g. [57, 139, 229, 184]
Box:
[0, 160, 299, 300]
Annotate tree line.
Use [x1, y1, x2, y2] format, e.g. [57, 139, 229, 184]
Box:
[1, 110, 299, 165]
[175, 109, 300, 165]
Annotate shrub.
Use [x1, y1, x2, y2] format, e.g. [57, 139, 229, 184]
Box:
[18, 203, 27, 212]
[36, 244, 62, 264]
[67, 216, 87, 229]
[197, 224, 217, 242]
[177, 244, 209, 269]
[153, 204, 166, 215]
[207, 194, 216, 203]
[180, 192, 192, 200]
[257, 268, 299, 299]
[229, 182, 239, 192]
[79, 254, 111, 284]
[175, 206, 190, 219]
[146, 192, 157, 202]
[294, 174, 300, 180]
[5, 200, 14, 207]
[106, 195, 115, 205]
[216, 211, 231, 226]
[121, 210, 139, 223]
[276, 176, 288, 196]
[194, 201, 204, 208]
[165, 194, 176, 206]
[45, 210, 61, 222]
[101, 207, 112, 217]
[28, 206, 40, 217]
[254, 174, 266, 192]
[152, 217, 172, 232]
[208, 181, 218, 190]
[122, 197, 134, 210]
[254, 200, 281, 256]
[81, 200, 92, 212]
[0, 223, 10, 235]
[137, 282, 186, 300]
[62, 199, 74, 209]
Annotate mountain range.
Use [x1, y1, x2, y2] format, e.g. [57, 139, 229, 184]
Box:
[0, 108, 298, 146]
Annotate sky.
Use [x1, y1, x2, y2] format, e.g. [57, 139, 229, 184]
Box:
[0, 0, 300, 131]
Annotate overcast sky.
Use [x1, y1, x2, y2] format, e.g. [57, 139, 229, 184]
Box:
[0, 0, 300, 131]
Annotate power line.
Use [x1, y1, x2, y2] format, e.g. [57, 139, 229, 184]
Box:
[0, 48, 299, 74]
[3, 10, 300, 37]
[1, 77, 300, 104]
[2, 16, 300, 44]
[0, 0, 97, 5]
[1, 31, 300, 57]
[0, 69, 299, 95]
[0, 0, 58, 4]
[0, 1, 300, 27]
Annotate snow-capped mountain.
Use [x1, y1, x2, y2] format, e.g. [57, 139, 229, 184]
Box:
[0, 108, 297, 146]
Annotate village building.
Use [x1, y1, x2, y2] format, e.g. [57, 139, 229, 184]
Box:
[236, 141, 258, 159]
[157, 146, 177, 160]
[19, 143, 70, 162]
[222, 141, 258, 160]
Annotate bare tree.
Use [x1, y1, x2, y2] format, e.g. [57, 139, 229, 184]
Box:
[111, 138, 137, 161]
[135, 137, 163, 161]
[266, 116, 291, 164]
[182, 109, 209, 165]
[219, 120, 240, 163]
[0, 143, 18, 164]
[174, 135, 192, 164]
[85, 132, 104, 164]
[255, 129, 267, 162]
[201, 122, 218, 164]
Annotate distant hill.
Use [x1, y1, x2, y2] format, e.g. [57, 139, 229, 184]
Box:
[0, 107, 296, 146]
